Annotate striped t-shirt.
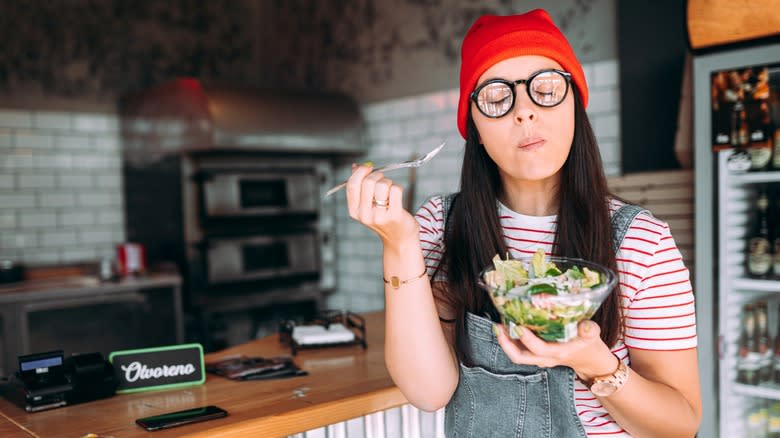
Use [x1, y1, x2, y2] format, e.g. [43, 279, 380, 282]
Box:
[415, 194, 697, 437]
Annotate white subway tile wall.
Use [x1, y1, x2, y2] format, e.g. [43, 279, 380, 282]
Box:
[0, 110, 124, 264]
[329, 60, 622, 313]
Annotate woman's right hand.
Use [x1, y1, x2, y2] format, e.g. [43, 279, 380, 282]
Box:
[345, 163, 420, 249]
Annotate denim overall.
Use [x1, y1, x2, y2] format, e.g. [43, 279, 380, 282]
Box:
[440, 194, 644, 438]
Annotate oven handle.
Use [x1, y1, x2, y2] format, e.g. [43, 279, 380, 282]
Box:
[194, 234, 317, 250]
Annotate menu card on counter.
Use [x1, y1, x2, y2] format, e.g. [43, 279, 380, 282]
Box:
[205, 355, 307, 381]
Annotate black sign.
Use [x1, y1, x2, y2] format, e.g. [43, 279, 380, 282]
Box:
[108, 344, 205, 393]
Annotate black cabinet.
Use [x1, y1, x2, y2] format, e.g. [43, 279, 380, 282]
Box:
[618, 0, 687, 172]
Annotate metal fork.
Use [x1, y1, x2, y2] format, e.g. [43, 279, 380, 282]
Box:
[324, 141, 446, 197]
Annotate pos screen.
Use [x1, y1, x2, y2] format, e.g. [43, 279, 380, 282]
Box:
[18, 350, 64, 377]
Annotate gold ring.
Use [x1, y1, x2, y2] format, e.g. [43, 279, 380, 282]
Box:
[372, 197, 390, 208]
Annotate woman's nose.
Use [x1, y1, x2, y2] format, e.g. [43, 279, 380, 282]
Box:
[513, 90, 537, 123]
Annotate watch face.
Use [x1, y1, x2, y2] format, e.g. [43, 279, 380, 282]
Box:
[590, 381, 617, 397]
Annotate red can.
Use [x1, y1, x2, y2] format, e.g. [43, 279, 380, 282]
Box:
[116, 243, 147, 276]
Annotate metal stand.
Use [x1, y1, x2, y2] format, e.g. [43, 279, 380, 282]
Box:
[278, 310, 367, 356]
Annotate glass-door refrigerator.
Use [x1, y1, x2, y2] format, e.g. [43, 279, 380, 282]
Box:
[695, 42, 780, 438]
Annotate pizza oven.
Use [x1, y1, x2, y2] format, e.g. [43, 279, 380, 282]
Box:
[120, 78, 365, 348]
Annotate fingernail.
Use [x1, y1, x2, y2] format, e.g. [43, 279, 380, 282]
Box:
[492, 323, 499, 338]
[363, 160, 374, 167]
[512, 325, 524, 338]
[351, 163, 357, 170]
[583, 322, 591, 333]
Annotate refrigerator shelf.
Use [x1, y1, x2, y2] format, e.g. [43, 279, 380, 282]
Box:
[733, 278, 780, 292]
[728, 171, 780, 185]
[733, 382, 780, 400]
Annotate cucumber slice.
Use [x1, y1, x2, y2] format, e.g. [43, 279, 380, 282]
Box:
[527, 283, 558, 295]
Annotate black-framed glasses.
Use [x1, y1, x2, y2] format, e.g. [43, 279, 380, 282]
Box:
[470, 69, 572, 118]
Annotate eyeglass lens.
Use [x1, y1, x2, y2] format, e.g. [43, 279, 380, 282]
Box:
[475, 70, 569, 117]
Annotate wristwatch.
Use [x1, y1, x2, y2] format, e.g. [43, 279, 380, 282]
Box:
[587, 355, 629, 397]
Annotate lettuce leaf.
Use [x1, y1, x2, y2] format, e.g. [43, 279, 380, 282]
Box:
[582, 267, 602, 288]
[492, 253, 528, 286]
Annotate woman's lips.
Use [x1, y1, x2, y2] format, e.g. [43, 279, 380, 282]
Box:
[517, 137, 546, 150]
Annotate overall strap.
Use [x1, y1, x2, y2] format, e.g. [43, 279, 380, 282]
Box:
[441, 192, 458, 238]
[610, 204, 646, 254]
[442, 193, 457, 219]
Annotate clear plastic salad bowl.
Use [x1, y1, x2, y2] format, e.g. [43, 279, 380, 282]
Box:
[477, 250, 617, 343]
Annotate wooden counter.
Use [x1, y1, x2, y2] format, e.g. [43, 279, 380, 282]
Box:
[0, 311, 408, 437]
[0, 413, 33, 438]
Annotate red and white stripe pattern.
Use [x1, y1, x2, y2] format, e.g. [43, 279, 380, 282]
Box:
[415, 195, 697, 437]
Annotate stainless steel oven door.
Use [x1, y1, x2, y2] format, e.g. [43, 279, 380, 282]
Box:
[202, 171, 318, 217]
[206, 233, 319, 284]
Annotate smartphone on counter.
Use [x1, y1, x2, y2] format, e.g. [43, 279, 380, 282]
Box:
[135, 405, 228, 431]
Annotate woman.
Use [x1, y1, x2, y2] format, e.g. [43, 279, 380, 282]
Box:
[346, 9, 701, 437]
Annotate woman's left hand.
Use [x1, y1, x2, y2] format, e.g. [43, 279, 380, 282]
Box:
[495, 320, 619, 382]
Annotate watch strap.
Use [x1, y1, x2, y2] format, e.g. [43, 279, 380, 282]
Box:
[587, 354, 629, 396]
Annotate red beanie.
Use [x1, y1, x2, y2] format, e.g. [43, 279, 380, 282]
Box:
[457, 9, 588, 139]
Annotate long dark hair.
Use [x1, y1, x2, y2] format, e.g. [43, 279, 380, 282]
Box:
[437, 86, 621, 366]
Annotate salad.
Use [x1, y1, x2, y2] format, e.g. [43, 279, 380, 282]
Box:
[480, 249, 615, 342]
